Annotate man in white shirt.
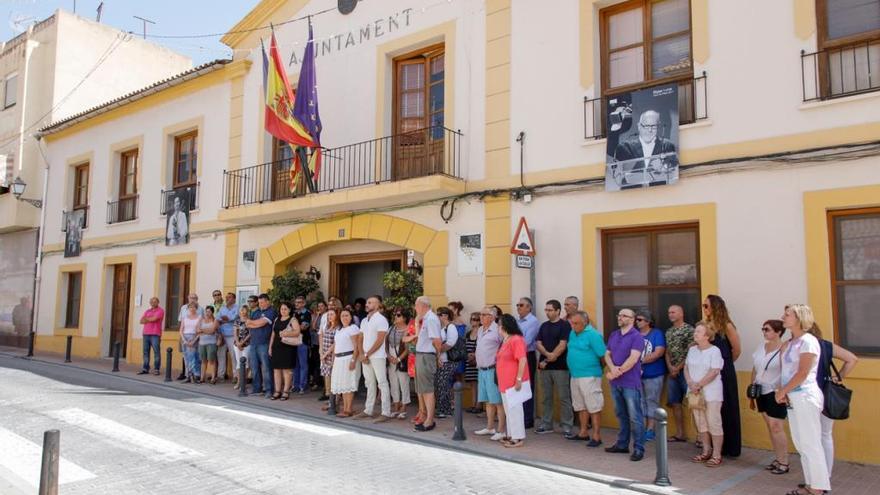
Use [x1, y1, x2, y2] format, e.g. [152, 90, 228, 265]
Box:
[354, 296, 393, 423]
[413, 296, 442, 432]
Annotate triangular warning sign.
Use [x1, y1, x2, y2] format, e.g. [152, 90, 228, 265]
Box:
[510, 217, 535, 256]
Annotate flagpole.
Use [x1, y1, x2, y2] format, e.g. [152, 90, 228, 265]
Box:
[298, 147, 317, 193]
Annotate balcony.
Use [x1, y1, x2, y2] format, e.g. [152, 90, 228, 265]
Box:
[219, 126, 465, 223]
[61, 206, 89, 231]
[583, 74, 709, 140]
[802, 39, 880, 102]
[160, 183, 199, 215]
[106, 196, 139, 224]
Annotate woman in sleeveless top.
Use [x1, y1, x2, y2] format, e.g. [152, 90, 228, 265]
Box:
[749, 319, 789, 474]
[330, 309, 362, 417]
[198, 306, 219, 384]
[703, 294, 742, 457]
[464, 312, 481, 413]
[180, 303, 202, 383]
[269, 301, 300, 400]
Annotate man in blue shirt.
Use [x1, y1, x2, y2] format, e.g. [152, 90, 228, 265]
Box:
[636, 309, 666, 442]
[566, 311, 606, 446]
[516, 297, 540, 429]
[246, 294, 276, 398]
[216, 292, 239, 381]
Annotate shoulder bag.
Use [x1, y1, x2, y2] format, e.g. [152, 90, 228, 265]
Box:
[747, 348, 780, 399]
[281, 319, 303, 346]
[822, 361, 852, 420]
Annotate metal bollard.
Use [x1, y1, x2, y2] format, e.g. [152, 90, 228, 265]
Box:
[164, 348, 173, 382]
[112, 341, 121, 372]
[327, 393, 337, 416]
[452, 381, 466, 441]
[654, 407, 671, 486]
[238, 357, 247, 397]
[64, 335, 72, 363]
[27, 331, 35, 357]
[38, 429, 60, 495]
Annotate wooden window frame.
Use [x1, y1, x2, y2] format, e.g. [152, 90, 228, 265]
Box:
[599, 0, 694, 97]
[817, 0, 880, 51]
[64, 271, 83, 328]
[4, 74, 17, 109]
[271, 137, 304, 198]
[392, 43, 445, 136]
[119, 149, 138, 199]
[827, 206, 880, 355]
[172, 131, 198, 189]
[164, 263, 190, 331]
[73, 163, 89, 209]
[601, 222, 701, 334]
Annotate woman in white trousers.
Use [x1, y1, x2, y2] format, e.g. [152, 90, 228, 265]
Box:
[777, 304, 829, 495]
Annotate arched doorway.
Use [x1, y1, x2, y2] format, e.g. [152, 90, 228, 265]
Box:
[258, 213, 449, 305]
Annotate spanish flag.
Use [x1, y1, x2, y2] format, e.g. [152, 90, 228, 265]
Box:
[261, 29, 322, 192]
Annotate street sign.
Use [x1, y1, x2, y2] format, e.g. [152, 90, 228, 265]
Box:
[516, 255, 532, 269]
[510, 217, 535, 256]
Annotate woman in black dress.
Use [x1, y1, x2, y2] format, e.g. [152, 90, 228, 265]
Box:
[703, 294, 742, 457]
[269, 301, 300, 400]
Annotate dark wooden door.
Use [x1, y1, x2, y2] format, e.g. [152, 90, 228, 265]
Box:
[110, 264, 132, 357]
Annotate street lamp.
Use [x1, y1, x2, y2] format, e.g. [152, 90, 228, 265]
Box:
[10, 176, 42, 208]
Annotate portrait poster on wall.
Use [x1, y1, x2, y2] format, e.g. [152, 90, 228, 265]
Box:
[165, 190, 191, 246]
[605, 83, 680, 191]
[64, 209, 84, 258]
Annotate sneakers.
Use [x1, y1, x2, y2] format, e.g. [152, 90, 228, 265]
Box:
[136, 370, 149, 375]
[151, 370, 160, 376]
[630, 451, 644, 462]
[490, 432, 506, 441]
[644, 429, 656, 442]
[474, 428, 496, 436]
[534, 425, 554, 434]
[373, 415, 393, 424]
[352, 412, 374, 420]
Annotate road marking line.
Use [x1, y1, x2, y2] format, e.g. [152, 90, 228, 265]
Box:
[123, 402, 281, 447]
[48, 408, 203, 462]
[0, 427, 96, 487]
[193, 403, 351, 437]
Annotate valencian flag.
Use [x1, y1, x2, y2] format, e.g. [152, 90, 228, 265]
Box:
[261, 26, 322, 193]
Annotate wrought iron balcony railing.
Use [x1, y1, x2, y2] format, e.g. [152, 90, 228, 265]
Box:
[583, 73, 708, 140]
[222, 125, 463, 208]
[802, 39, 880, 102]
[106, 196, 138, 224]
[160, 183, 199, 215]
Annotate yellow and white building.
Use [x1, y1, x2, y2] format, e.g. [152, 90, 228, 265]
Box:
[0, 10, 191, 347]
[36, 0, 880, 464]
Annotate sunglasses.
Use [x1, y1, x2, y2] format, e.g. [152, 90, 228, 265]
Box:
[635, 317, 646, 322]
[470, 318, 480, 322]
[702, 304, 710, 309]
[761, 327, 774, 332]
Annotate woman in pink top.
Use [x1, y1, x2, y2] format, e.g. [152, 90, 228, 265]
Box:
[496, 313, 531, 448]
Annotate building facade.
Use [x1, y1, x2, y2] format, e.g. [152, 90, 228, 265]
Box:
[37, 0, 879, 463]
[0, 9, 192, 347]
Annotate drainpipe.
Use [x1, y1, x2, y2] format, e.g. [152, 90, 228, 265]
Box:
[29, 136, 49, 349]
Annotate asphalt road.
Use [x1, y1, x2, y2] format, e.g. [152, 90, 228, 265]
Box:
[0, 355, 643, 495]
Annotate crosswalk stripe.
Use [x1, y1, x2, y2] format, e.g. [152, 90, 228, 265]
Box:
[0, 426, 96, 488]
[48, 408, 203, 462]
[123, 402, 281, 447]
[193, 403, 351, 437]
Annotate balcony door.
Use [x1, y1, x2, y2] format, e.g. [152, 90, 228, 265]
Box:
[393, 45, 445, 181]
[272, 138, 306, 199]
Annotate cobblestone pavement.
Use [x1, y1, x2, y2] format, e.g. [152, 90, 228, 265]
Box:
[0, 357, 643, 495]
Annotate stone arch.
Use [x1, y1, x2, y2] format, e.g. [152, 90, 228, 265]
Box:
[258, 214, 448, 305]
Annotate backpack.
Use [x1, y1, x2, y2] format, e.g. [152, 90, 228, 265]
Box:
[445, 325, 468, 362]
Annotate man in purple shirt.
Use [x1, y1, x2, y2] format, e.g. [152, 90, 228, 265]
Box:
[604, 308, 645, 461]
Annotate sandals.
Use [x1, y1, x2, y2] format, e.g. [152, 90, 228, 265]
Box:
[705, 457, 722, 467]
[786, 489, 825, 495]
[695, 440, 703, 449]
[692, 452, 713, 463]
[336, 411, 352, 418]
[280, 392, 290, 401]
[669, 436, 687, 443]
[396, 412, 407, 420]
[770, 462, 790, 475]
[502, 439, 524, 448]
[270, 392, 282, 400]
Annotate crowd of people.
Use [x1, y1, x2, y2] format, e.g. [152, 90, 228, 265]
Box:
[137, 291, 857, 495]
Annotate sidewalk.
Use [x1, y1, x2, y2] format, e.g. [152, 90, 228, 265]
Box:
[3, 347, 877, 495]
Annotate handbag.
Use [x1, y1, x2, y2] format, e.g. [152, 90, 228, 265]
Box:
[280, 319, 303, 346]
[747, 348, 780, 399]
[822, 361, 852, 420]
[686, 390, 706, 411]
